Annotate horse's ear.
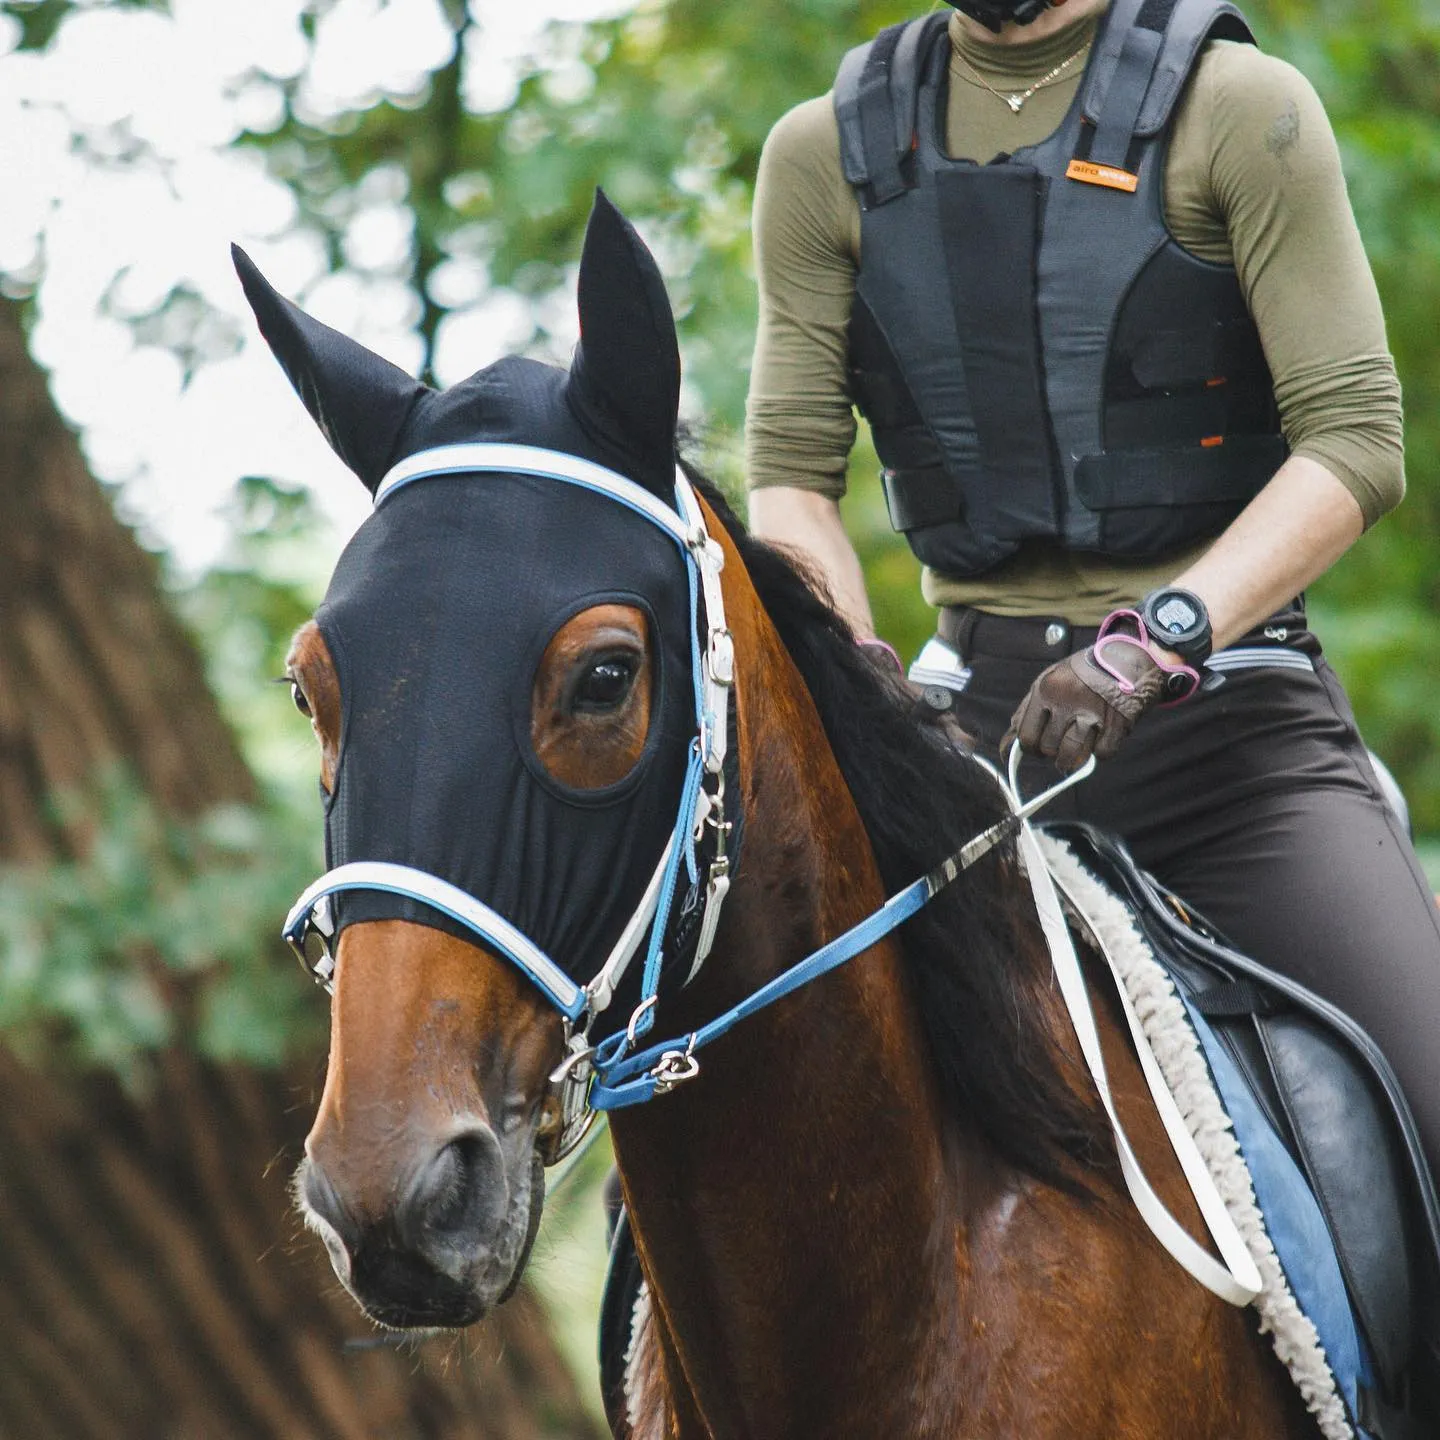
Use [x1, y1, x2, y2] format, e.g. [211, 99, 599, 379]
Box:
[567, 190, 681, 498]
[232, 244, 429, 495]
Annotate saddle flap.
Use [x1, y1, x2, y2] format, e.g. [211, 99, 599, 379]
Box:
[1265, 1014, 1415, 1381]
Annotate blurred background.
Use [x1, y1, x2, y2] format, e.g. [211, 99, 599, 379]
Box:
[0, 0, 1435, 1434]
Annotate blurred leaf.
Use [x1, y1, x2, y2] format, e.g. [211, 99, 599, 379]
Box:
[0, 772, 323, 1084]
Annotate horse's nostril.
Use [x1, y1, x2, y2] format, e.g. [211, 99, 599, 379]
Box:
[419, 1139, 473, 1230]
[300, 1157, 357, 1248]
[402, 1129, 508, 1251]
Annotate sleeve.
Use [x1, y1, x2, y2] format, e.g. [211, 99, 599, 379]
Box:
[743, 96, 862, 499]
[1201, 43, 1405, 527]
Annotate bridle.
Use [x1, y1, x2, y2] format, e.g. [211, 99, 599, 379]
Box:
[284, 442, 738, 1162]
[281, 441, 1081, 1156]
[281, 439, 1038, 1158]
[284, 441, 1098, 1154]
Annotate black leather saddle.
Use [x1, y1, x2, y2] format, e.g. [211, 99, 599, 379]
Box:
[1047, 821, 1440, 1437]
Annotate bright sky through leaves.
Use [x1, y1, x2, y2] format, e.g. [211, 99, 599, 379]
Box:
[0, 0, 635, 572]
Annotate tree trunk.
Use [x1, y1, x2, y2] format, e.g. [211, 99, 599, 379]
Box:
[0, 296, 600, 1439]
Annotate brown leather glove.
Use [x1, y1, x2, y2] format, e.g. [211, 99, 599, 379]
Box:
[1004, 628, 1182, 773]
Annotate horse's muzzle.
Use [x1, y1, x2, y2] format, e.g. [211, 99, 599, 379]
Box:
[297, 1125, 531, 1329]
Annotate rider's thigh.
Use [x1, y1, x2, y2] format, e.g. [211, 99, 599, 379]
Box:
[1091, 658, 1440, 1187]
[1145, 773, 1440, 1189]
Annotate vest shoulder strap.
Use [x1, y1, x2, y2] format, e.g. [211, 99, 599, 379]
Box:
[837, 2, 1254, 199]
[1080, 0, 1255, 144]
[834, 12, 949, 207]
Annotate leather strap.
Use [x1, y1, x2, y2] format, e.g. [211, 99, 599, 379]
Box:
[1008, 783, 1263, 1305]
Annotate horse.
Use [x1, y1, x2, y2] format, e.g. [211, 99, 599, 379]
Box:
[237, 193, 1316, 1437]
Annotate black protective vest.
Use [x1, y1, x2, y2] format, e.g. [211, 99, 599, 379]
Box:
[834, 0, 1287, 576]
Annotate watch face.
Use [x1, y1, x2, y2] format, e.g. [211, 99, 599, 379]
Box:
[1152, 593, 1201, 636]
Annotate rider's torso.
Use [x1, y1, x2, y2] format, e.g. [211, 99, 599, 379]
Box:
[835, 0, 1285, 581]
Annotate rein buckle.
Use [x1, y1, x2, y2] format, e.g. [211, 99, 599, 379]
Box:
[651, 1036, 700, 1095]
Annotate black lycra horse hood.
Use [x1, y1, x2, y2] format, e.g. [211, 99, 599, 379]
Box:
[234, 193, 698, 979]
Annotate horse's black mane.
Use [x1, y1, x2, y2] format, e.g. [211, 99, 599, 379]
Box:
[685, 464, 1109, 1191]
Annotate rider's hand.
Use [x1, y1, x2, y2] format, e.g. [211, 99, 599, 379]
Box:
[1003, 614, 1198, 773]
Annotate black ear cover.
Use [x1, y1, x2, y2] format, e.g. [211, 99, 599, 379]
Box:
[232, 244, 430, 494]
[566, 190, 682, 497]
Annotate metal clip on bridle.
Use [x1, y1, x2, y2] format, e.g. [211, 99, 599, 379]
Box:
[289, 893, 338, 993]
[651, 1034, 701, 1095]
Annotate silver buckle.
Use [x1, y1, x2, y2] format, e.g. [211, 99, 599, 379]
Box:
[288, 898, 337, 994]
[626, 993, 658, 1047]
[707, 627, 734, 686]
[650, 1036, 700, 1095]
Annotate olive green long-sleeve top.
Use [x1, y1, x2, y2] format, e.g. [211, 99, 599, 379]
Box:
[744, 9, 1404, 619]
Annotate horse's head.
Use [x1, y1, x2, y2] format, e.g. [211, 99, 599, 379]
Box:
[237, 195, 705, 1328]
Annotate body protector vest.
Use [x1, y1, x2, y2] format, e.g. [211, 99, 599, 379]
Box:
[833, 0, 1288, 577]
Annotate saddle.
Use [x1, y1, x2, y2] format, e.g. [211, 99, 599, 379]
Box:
[1048, 822, 1440, 1440]
[596, 825, 1440, 1439]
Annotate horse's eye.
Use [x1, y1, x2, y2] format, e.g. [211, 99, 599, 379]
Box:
[572, 655, 637, 713]
[291, 681, 312, 717]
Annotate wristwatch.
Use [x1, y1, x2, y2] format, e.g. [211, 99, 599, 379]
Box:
[1140, 587, 1213, 665]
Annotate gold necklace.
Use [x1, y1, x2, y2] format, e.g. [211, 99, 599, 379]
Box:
[954, 40, 1089, 113]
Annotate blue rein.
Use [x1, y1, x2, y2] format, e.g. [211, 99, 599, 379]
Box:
[589, 825, 1003, 1107]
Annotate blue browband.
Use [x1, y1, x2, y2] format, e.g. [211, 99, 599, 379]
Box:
[281, 442, 1089, 1137]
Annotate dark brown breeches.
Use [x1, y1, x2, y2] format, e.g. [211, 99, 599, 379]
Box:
[942, 604, 1440, 1190]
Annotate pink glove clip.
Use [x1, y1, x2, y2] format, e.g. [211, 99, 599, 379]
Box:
[1093, 609, 1202, 705]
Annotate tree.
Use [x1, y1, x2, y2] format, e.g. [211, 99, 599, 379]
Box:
[0, 293, 601, 1439]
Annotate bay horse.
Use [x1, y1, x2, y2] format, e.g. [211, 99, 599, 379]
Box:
[238, 194, 1315, 1437]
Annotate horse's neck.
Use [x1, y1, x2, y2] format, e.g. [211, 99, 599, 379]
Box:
[608, 529, 988, 1434]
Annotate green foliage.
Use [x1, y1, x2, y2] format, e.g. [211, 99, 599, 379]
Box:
[241, 0, 920, 484]
[1247, 0, 1440, 832]
[1238, 2, 1440, 835]
[172, 474, 330, 790]
[0, 773, 324, 1082]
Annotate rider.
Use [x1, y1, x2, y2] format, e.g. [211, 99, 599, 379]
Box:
[744, 0, 1440, 1304]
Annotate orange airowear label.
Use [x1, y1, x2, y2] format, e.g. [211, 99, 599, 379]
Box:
[1065, 159, 1140, 193]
